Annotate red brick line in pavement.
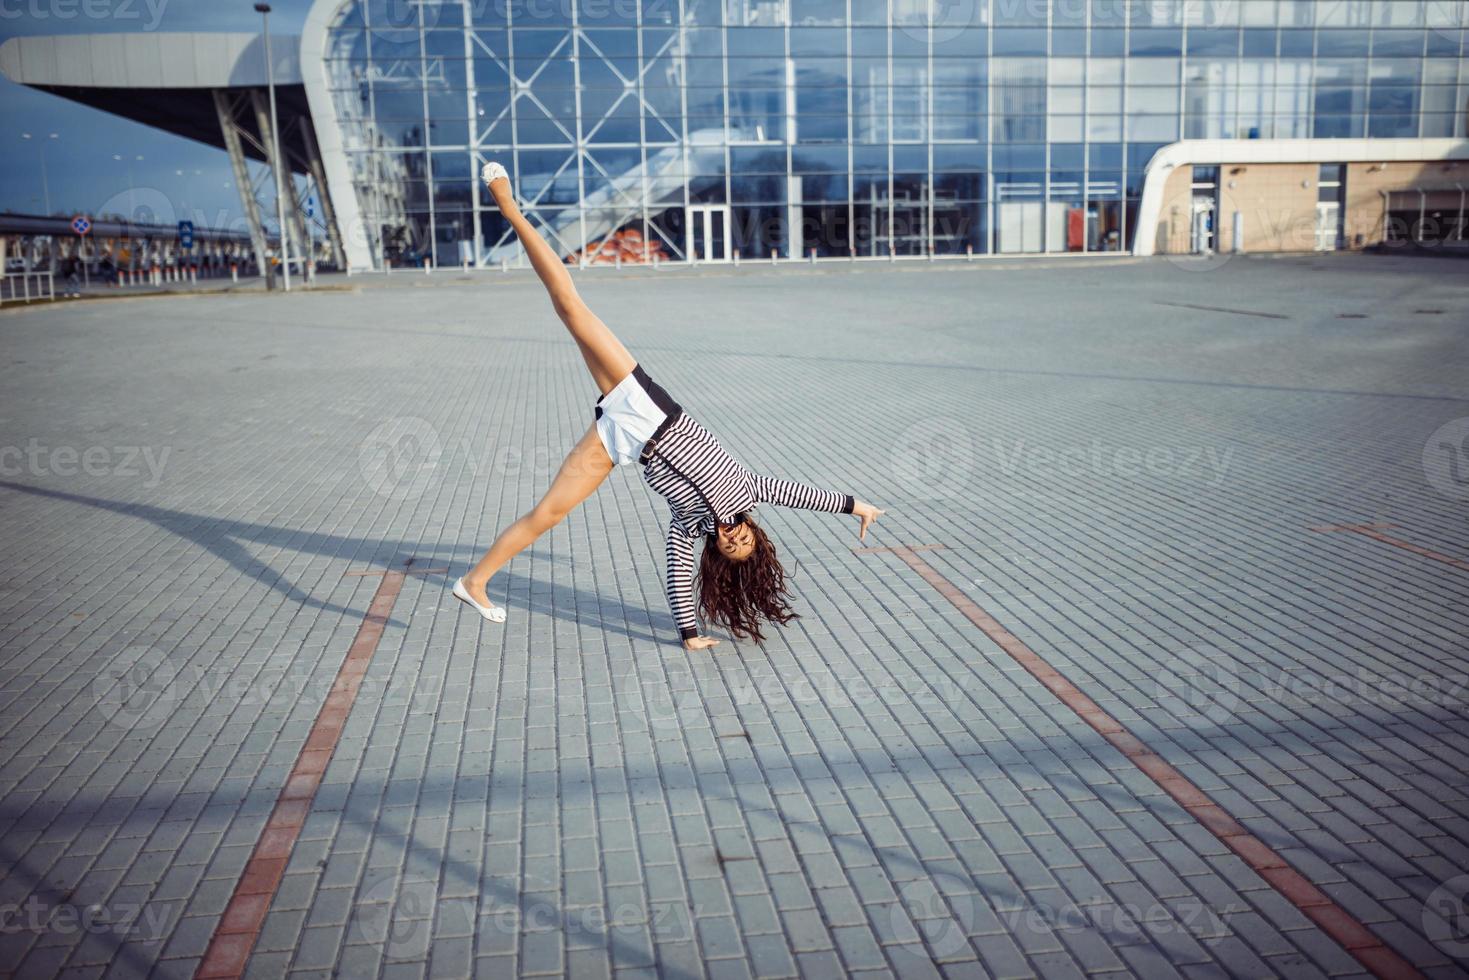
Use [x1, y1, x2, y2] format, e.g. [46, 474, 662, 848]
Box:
[195, 559, 419, 979]
[1311, 522, 1469, 573]
[859, 543, 1425, 980]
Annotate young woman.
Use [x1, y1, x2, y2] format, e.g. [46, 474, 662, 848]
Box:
[454, 162, 884, 650]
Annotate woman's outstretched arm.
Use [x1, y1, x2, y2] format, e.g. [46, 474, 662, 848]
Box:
[751, 474, 884, 540]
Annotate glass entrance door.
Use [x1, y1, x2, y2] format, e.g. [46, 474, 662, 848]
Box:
[1315, 203, 1341, 251]
[686, 205, 731, 262]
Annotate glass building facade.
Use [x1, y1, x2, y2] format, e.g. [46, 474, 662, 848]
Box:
[320, 0, 1469, 267]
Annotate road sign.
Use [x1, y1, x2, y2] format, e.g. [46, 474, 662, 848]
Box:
[71, 215, 91, 236]
[178, 220, 194, 249]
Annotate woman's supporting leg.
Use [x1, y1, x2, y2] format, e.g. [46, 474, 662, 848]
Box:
[460, 423, 614, 608]
[485, 169, 635, 395]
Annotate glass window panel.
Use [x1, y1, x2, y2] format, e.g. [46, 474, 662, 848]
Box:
[791, 0, 844, 24]
[1426, 31, 1463, 58]
[1126, 114, 1179, 140]
[1372, 30, 1426, 56]
[1367, 114, 1417, 137]
[933, 145, 984, 170]
[1317, 0, 1372, 27]
[1189, 28, 1240, 55]
[1373, 0, 1424, 27]
[1049, 58, 1084, 85]
[934, 110, 981, 141]
[1191, 0, 1242, 26]
[994, 0, 1044, 26]
[424, 30, 467, 58]
[1279, 29, 1313, 55]
[992, 144, 1045, 169]
[725, 0, 787, 24]
[1089, 58, 1123, 84]
[801, 173, 848, 201]
[1313, 114, 1366, 137]
[728, 57, 788, 86]
[1277, 0, 1314, 26]
[1242, 28, 1277, 56]
[934, 58, 987, 87]
[893, 145, 925, 170]
[993, 29, 1047, 56]
[1090, 29, 1126, 55]
[1420, 113, 1457, 137]
[1423, 60, 1460, 84]
[1088, 142, 1123, 169]
[795, 114, 850, 141]
[1240, 1, 1277, 27]
[1087, 115, 1122, 140]
[1130, 29, 1182, 56]
[1051, 29, 1086, 56]
[933, 27, 989, 58]
[794, 56, 849, 82]
[1129, 57, 1179, 84]
[731, 174, 787, 202]
[1088, 86, 1122, 113]
[728, 27, 785, 56]
[1316, 30, 1371, 56]
[1130, 86, 1180, 113]
[891, 29, 926, 58]
[1047, 142, 1081, 169]
[373, 89, 426, 118]
[1090, 0, 1125, 29]
[1370, 59, 1421, 84]
[790, 26, 845, 54]
[1049, 116, 1083, 141]
[1051, 86, 1084, 113]
[933, 173, 984, 201]
[850, 27, 887, 56]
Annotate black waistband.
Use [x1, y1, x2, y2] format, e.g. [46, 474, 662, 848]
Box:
[638, 408, 683, 465]
[633, 364, 681, 417]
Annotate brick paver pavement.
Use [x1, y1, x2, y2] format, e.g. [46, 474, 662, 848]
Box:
[1, 253, 1466, 979]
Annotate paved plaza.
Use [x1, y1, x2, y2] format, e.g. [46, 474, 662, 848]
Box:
[1, 253, 1467, 979]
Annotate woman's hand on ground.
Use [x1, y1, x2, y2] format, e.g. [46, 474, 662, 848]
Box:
[853, 500, 884, 540]
[683, 635, 720, 651]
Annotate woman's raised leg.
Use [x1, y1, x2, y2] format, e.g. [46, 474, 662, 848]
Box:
[459, 422, 615, 612]
[484, 164, 635, 395]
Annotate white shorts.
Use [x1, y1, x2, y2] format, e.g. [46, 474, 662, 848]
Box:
[594, 364, 681, 466]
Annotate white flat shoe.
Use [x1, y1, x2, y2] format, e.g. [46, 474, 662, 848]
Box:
[481, 161, 509, 186]
[453, 577, 507, 623]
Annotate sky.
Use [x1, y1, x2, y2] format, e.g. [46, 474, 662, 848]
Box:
[0, 0, 318, 228]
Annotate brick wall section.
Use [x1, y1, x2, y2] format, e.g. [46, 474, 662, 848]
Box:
[1215, 163, 1316, 253]
[1152, 164, 1195, 254]
[1345, 160, 1469, 247]
[1154, 159, 1468, 255]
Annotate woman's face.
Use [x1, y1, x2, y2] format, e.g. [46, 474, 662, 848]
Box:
[715, 520, 755, 561]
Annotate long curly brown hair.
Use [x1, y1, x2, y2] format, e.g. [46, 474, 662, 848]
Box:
[696, 514, 798, 642]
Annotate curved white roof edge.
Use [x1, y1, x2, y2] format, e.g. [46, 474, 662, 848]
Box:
[0, 32, 302, 89]
[301, 0, 373, 271]
[1134, 137, 1469, 256]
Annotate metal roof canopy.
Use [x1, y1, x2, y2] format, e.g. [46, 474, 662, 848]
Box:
[0, 32, 310, 171]
[0, 31, 346, 278]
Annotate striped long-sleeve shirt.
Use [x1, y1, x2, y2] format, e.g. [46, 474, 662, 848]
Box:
[640, 412, 854, 641]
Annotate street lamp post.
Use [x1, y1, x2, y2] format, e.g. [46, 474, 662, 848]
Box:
[21, 132, 57, 214]
[256, 2, 291, 292]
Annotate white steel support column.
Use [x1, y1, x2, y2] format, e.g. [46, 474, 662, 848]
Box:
[213, 88, 273, 287]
